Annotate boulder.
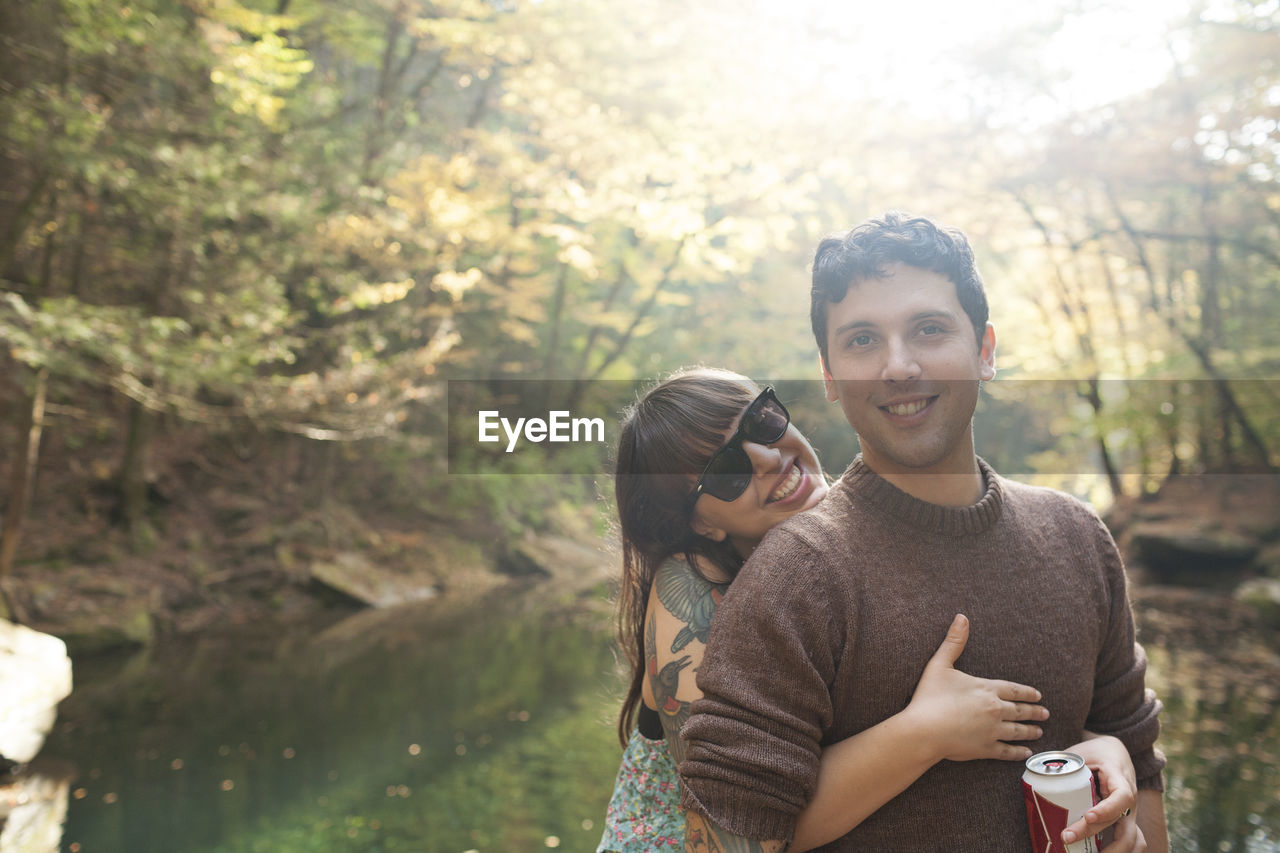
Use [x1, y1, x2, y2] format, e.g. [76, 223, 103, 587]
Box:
[0, 622, 73, 764]
[496, 545, 551, 579]
[1128, 522, 1259, 586]
[53, 603, 153, 658]
[309, 551, 437, 608]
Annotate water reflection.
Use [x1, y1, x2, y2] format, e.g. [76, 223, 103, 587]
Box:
[40, 582, 1280, 852]
[0, 760, 74, 852]
[45, 586, 621, 852]
[1135, 589, 1280, 853]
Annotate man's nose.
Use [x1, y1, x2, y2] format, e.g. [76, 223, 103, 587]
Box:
[881, 338, 921, 383]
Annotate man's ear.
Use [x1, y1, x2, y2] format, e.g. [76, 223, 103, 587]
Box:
[979, 323, 996, 381]
[820, 354, 838, 402]
[690, 513, 727, 543]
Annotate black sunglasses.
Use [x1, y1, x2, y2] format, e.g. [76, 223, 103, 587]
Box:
[686, 387, 790, 509]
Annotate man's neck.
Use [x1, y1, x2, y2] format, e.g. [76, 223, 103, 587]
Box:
[879, 469, 985, 507]
[861, 445, 985, 507]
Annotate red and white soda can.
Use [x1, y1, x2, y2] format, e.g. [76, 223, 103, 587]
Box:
[1022, 751, 1100, 853]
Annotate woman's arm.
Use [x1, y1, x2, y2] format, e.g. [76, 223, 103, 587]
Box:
[649, 563, 1046, 851]
[645, 562, 724, 768]
[1134, 790, 1168, 853]
[790, 613, 1045, 851]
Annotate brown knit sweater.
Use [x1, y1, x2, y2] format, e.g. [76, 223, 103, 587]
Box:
[679, 457, 1165, 851]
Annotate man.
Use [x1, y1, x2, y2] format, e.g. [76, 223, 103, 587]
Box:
[679, 212, 1168, 852]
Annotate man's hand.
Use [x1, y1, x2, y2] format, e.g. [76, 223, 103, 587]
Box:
[1097, 810, 1146, 853]
[1061, 735, 1140, 851]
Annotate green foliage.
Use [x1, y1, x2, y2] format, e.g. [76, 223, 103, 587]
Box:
[1, 0, 1276, 547]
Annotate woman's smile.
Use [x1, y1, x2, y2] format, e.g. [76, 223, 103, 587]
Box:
[765, 460, 808, 506]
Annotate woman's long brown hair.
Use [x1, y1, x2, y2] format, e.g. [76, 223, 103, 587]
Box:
[613, 368, 758, 746]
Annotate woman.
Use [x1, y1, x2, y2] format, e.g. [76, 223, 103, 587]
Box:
[599, 367, 1138, 853]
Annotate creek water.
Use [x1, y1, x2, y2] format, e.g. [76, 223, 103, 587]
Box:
[38, 581, 1280, 852]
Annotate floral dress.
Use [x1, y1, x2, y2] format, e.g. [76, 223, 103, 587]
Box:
[597, 722, 684, 852]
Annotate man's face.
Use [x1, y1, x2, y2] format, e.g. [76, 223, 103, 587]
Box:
[820, 262, 996, 478]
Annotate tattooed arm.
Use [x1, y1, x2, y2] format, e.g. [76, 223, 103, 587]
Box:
[685, 812, 789, 853]
[646, 562, 789, 852]
[645, 560, 723, 767]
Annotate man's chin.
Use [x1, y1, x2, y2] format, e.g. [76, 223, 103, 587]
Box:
[861, 440, 968, 475]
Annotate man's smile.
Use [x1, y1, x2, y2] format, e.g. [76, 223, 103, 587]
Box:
[877, 395, 938, 422]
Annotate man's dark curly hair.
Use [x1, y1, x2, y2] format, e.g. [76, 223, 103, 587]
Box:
[810, 211, 989, 365]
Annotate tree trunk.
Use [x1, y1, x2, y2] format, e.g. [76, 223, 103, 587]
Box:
[0, 368, 49, 622]
[0, 170, 49, 273]
[1012, 196, 1123, 499]
[1158, 383, 1181, 480]
[1081, 378, 1125, 501]
[566, 237, 687, 412]
[1108, 197, 1275, 471]
[361, 7, 408, 185]
[544, 264, 568, 378]
[541, 264, 569, 411]
[119, 397, 155, 549]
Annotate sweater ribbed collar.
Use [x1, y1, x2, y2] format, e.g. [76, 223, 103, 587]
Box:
[838, 455, 1005, 536]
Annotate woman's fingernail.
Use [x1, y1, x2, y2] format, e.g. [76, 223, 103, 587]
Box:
[1063, 831, 1077, 843]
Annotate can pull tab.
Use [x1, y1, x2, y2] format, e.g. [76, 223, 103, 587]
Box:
[1044, 760, 1068, 774]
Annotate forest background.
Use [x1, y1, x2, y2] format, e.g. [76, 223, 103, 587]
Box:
[1, 0, 1279, 850]
[0, 0, 1278, 630]
[3, 0, 1277, 624]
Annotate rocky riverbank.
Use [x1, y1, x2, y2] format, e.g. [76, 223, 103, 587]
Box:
[1107, 473, 1280, 627]
[2, 478, 613, 659]
[3, 468, 1277, 659]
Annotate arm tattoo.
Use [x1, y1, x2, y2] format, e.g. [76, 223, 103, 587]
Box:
[646, 610, 694, 764]
[656, 566, 727, 652]
[655, 656, 693, 764]
[686, 812, 789, 853]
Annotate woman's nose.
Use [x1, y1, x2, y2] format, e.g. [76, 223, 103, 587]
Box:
[742, 438, 784, 475]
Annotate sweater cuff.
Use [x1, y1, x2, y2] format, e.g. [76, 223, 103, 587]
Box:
[680, 776, 797, 844]
[1132, 745, 1167, 793]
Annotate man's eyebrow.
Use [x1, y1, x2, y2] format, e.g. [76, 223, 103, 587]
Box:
[832, 310, 959, 337]
[911, 310, 959, 323]
[831, 319, 876, 336]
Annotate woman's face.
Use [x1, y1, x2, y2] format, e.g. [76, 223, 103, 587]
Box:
[689, 407, 828, 557]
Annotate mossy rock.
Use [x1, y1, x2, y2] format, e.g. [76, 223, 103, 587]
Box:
[1235, 578, 1280, 630]
[52, 599, 154, 658]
